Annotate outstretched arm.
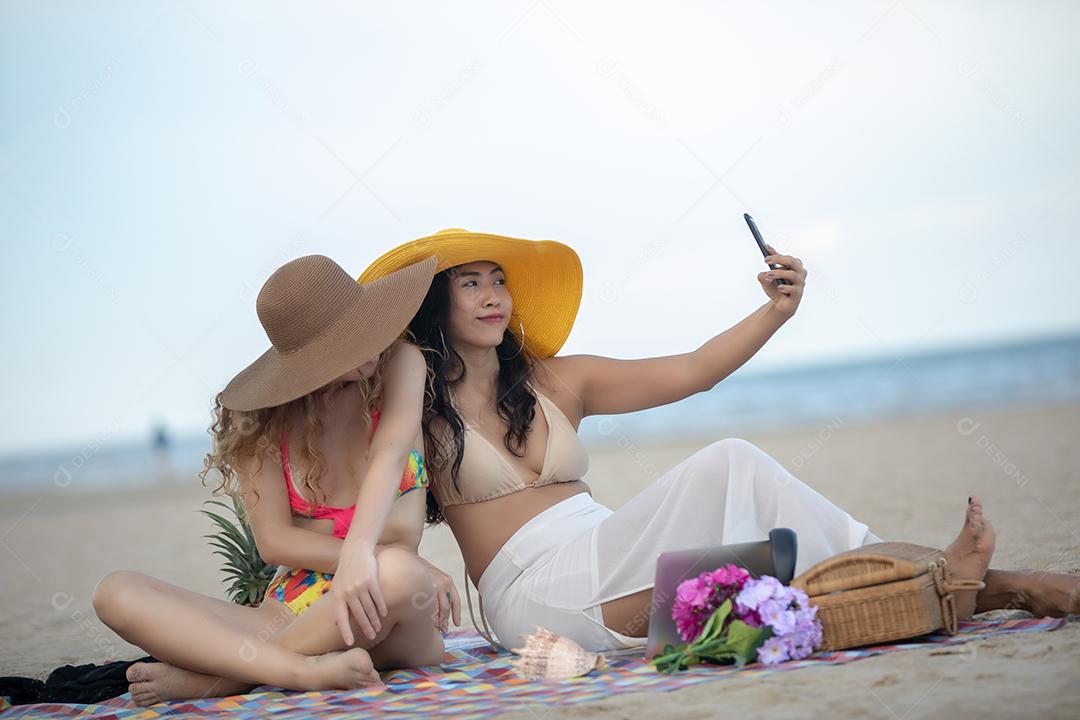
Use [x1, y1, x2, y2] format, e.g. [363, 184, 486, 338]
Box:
[547, 245, 806, 418]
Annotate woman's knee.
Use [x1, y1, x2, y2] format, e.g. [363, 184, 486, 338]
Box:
[374, 547, 433, 609]
[704, 437, 756, 459]
[679, 437, 786, 499]
[680, 437, 757, 480]
[92, 570, 149, 625]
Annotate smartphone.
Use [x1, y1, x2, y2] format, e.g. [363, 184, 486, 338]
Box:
[744, 213, 790, 285]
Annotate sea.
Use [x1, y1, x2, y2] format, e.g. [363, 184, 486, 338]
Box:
[2, 332, 1078, 493]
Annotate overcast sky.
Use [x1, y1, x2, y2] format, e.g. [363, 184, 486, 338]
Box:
[2, 1, 1077, 453]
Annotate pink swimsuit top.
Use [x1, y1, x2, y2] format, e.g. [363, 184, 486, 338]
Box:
[280, 408, 429, 539]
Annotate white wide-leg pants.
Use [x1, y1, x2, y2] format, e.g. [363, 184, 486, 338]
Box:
[476, 438, 882, 652]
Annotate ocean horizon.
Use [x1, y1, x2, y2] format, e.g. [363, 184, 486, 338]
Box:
[2, 331, 1078, 493]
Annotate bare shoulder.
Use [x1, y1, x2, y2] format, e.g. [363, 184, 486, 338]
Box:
[233, 447, 289, 516]
[383, 340, 427, 380]
[532, 356, 588, 425]
[535, 354, 603, 392]
[385, 339, 425, 366]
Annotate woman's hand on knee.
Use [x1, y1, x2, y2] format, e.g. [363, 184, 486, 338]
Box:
[331, 542, 387, 646]
[420, 560, 461, 632]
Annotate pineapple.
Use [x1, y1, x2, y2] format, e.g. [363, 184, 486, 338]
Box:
[201, 496, 277, 606]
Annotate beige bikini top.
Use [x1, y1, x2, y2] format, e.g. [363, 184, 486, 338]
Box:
[431, 384, 590, 508]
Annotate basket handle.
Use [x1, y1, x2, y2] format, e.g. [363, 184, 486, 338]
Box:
[930, 560, 987, 634]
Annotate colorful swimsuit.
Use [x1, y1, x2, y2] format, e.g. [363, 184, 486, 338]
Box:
[265, 408, 428, 615]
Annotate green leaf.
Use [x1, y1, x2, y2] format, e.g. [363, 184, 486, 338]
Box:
[201, 511, 249, 546]
[650, 641, 700, 674]
[213, 557, 253, 577]
[201, 504, 250, 537]
[204, 528, 250, 557]
[208, 546, 250, 568]
[200, 497, 274, 606]
[726, 620, 769, 662]
[703, 599, 733, 642]
[700, 652, 739, 666]
[649, 643, 689, 667]
[691, 638, 735, 655]
[207, 536, 247, 555]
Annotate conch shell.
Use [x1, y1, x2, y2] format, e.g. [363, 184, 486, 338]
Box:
[510, 625, 608, 680]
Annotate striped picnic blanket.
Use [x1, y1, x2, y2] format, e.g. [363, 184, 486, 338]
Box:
[1, 616, 1066, 719]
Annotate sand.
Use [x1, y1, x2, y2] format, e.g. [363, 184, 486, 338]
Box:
[1, 401, 1078, 718]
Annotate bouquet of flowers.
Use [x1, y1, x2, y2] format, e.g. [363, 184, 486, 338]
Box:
[650, 564, 822, 673]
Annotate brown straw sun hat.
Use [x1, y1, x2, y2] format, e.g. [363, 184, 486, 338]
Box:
[358, 228, 582, 359]
[221, 254, 437, 411]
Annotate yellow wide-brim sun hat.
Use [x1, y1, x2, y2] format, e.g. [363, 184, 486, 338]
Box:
[358, 228, 583, 359]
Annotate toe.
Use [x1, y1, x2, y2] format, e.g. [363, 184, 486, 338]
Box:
[134, 694, 159, 708]
[130, 684, 156, 707]
[126, 664, 144, 683]
[364, 668, 384, 687]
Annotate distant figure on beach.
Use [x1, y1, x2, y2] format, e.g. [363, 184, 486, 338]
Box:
[358, 228, 1080, 653]
[151, 421, 171, 483]
[93, 255, 461, 705]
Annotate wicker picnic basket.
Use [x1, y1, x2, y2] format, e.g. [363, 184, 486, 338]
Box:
[790, 542, 986, 651]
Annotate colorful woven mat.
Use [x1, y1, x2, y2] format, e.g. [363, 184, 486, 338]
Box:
[1, 616, 1066, 719]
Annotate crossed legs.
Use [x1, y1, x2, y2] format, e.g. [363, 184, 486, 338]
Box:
[93, 546, 443, 705]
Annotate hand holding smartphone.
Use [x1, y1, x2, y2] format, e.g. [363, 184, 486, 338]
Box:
[743, 213, 790, 285]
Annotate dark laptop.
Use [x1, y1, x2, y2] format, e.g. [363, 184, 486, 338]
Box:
[644, 528, 798, 660]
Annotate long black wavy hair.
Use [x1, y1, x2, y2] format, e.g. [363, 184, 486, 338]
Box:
[409, 267, 537, 525]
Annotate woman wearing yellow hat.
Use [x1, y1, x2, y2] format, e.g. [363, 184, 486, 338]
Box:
[361, 229, 1077, 653]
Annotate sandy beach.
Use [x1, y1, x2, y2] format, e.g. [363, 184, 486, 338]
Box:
[1, 401, 1078, 718]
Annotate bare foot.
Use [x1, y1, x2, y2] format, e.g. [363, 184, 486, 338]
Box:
[298, 648, 383, 692]
[978, 569, 1080, 618]
[126, 661, 254, 707]
[943, 495, 997, 619]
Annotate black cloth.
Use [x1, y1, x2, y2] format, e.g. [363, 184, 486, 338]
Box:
[0, 656, 157, 706]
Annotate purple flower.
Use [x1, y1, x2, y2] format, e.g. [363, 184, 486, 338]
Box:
[757, 598, 797, 635]
[790, 586, 811, 607]
[734, 579, 774, 612]
[783, 623, 819, 660]
[756, 636, 790, 664]
[734, 606, 763, 628]
[740, 580, 824, 662]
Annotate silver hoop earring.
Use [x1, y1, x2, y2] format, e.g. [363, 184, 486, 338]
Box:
[498, 318, 526, 360]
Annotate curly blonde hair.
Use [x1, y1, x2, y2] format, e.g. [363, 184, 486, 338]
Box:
[200, 361, 384, 508]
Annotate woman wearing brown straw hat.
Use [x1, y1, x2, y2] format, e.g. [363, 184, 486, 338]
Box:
[92, 254, 462, 704]
[360, 228, 1080, 653]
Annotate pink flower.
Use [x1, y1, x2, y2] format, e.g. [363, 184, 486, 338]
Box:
[709, 565, 751, 588]
[671, 563, 753, 642]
